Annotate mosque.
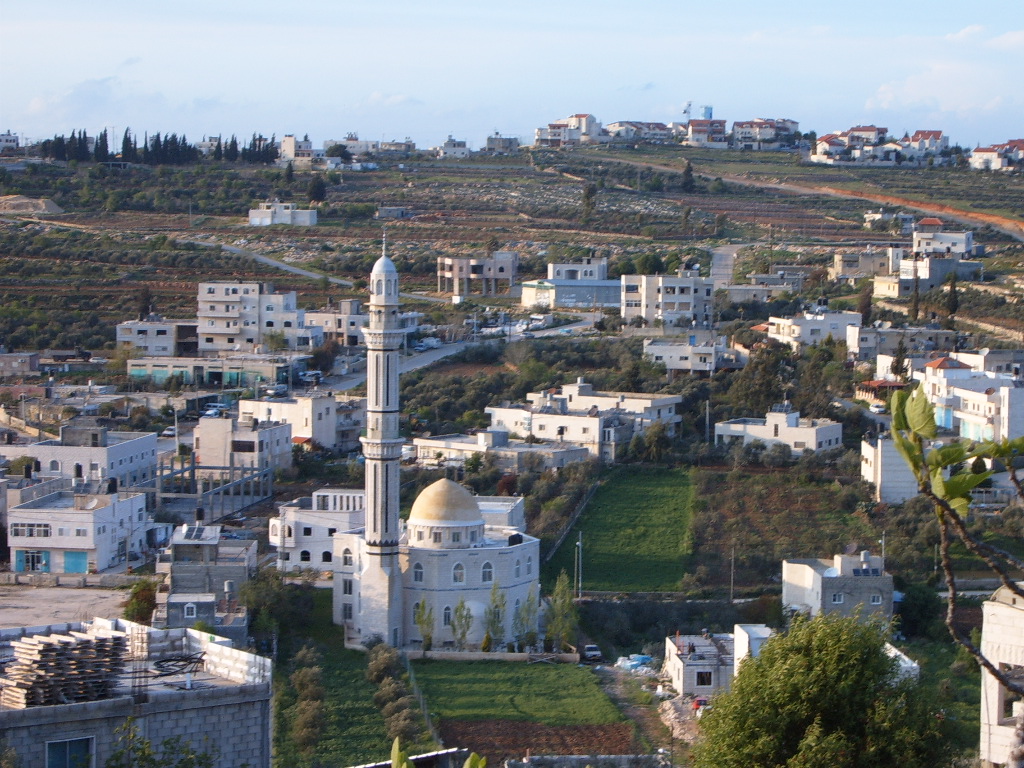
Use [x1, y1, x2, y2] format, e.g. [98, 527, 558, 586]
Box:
[328, 245, 540, 648]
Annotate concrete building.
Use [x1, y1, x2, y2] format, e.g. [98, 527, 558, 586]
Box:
[330, 248, 540, 648]
[484, 132, 520, 154]
[766, 310, 862, 351]
[0, 618, 272, 768]
[846, 324, 958, 361]
[271, 488, 365, 571]
[782, 551, 893, 619]
[486, 378, 681, 463]
[643, 334, 746, 375]
[115, 317, 199, 357]
[437, 136, 470, 158]
[412, 429, 590, 471]
[861, 434, 921, 503]
[828, 247, 901, 282]
[663, 631, 734, 697]
[238, 392, 366, 454]
[437, 252, 518, 296]
[192, 415, 292, 477]
[0, 423, 157, 490]
[534, 114, 606, 147]
[197, 281, 323, 354]
[7, 489, 148, 573]
[620, 270, 715, 328]
[680, 119, 728, 148]
[247, 199, 317, 227]
[912, 356, 1024, 438]
[0, 352, 40, 378]
[127, 353, 302, 389]
[520, 278, 620, 310]
[305, 298, 423, 347]
[979, 582, 1024, 767]
[715, 404, 842, 453]
[547, 256, 608, 281]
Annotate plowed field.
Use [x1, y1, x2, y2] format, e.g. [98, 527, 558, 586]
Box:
[438, 720, 636, 764]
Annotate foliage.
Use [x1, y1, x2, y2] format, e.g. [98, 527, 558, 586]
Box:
[692, 614, 955, 768]
[414, 600, 435, 651]
[409, 659, 621, 725]
[483, 580, 507, 646]
[451, 597, 473, 650]
[890, 383, 1024, 699]
[105, 717, 217, 768]
[544, 570, 578, 651]
[123, 579, 158, 624]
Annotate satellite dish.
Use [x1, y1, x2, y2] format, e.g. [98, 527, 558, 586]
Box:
[823, 567, 840, 578]
[84, 497, 99, 510]
[979, 347, 990, 355]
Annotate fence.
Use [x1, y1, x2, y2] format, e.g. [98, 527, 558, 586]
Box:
[544, 481, 601, 563]
[401, 651, 443, 746]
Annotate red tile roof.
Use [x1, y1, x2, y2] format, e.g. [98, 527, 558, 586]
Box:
[918, 217, 943, 226]
[924, 356, 971, 369]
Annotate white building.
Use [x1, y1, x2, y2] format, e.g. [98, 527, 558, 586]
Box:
[782, 551, 893, 620]
[845, 324, 958, 362]
[197, 281, 323, 354]
[620, 271, 714, 328]
[325, 133, 380, 156]
[485, 378, 682, 462]
[115, 317, 199, 357]
[605, 122, 671, 141]
[192, 415, 292, 476]
[8, 490, 148, 573]
[861, 434, 921, 503]
[305, 299, 423, 347]
[0, 130, 20, 152]
[271, 488, 365, 571]
[0, 424, 157, 491]
[238, 393, 365, 454]
[547, 256, 608, 281]
[766, 310, 862, 351]
[715, 404, 843, 454]
[534, 114, 606, 147]
[520, 278, 620, 310]
[412, 429, 590, 472]
[680, 119, 727, 148]
[912, 356, 1024, 438]
[979, 582, 1024, 767]
[643, 334, 745, 375]
[329, 249, 540, 648]
[437, 136, 470, 158]
[248, 199, 317, 227]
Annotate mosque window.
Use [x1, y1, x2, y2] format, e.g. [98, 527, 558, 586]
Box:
[342, 548, 353, 566]
[452, 531, 461, 543]
[453, 563, 465, 584]
[413, 563, 424, 583]
[526, 556, 533, 575]
[433, 531, 442, 544]
[417, 530, 424, 541]
[343, 579, 353, 595]
[321, 551, 332, 563]
[515, 559, 521, 578]
[300, 551, 311, 562]
[443, 606, 452, 626]
[470, 530, 477, 542]
[482, 562, 493, 583]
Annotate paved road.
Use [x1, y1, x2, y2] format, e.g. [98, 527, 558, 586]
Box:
[710, 243, 748, 290]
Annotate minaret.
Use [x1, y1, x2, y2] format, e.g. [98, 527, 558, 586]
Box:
[359, 234, 405, 646]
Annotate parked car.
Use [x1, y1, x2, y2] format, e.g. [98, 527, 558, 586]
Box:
[869, 403, 887, 414]
[298, 371, 321, 384]
[160, 426, 177, 437]
[262, 384, 288, 398]
[582, 644, 602, 661]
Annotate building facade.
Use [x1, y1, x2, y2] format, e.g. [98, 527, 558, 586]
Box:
[782, 552, 893, 619]
[197, 281, 323, 354]
[620, 271, 714, 328]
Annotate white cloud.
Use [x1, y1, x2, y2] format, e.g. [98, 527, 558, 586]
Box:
[987, 29, 1024, 50]
[945, 25, 984, 41]
[365, 92, 422, 108]
[866, 59, 1010, 116]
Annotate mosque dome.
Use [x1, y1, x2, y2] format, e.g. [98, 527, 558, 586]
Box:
[409, 479, 483, 525]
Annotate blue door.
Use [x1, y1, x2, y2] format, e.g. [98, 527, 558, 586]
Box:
[64, 551, 88, 574]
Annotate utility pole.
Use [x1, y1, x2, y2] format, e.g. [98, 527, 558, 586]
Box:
[730, 544, 736, 603]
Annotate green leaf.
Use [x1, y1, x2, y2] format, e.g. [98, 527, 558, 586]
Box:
[905, 386, 937, 439]
[926, 443, 967, 469]
[892, 430, 924, 475]
[890, 389, 910, 432]
[944, 471, 993, 498]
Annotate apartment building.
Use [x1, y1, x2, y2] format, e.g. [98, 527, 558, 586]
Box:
[196, 281, 323, 354]
[845, 324, 958, 361]
[782, 551, 893, 620]
[248, 199, 318, 226]
[192, 415, 292, 476]
[305, 298, 423, 347]
[715, 404, 842, 453]
[979, 582, 1024, 767]
[766, 310, 862, 351]
[437, 252, 518, 296]
[643, 334, 745, 375]
[620, 270, 714, 328]
[238, 393, 366, 454]
[115, 317, 199, 357]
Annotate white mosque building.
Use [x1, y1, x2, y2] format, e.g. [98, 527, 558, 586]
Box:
[298, 241, 540, 648]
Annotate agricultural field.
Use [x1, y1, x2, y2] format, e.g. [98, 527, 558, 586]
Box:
[411, 659, 630, 764]
[544, 466, 694, 592]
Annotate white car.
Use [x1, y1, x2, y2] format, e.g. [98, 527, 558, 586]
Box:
[869, 403, 887, 415]
[160, 426, 177, 437]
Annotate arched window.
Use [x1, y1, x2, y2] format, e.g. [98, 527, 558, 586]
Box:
[300, 551, 311, 562]
[526, 556, 533, 575]
[443, 606, 452, 626]
[270, 523, 278, 537]
[481, 562, 493, 583]
[342, 548, 353, 566]
[413, 563, 424, 583]
[453, 563, 465, 584]
[515, 559, 521, 578]
[321, 551, 332, 563]
[49, 460, 60, 472]
[286, 526, 293, 537]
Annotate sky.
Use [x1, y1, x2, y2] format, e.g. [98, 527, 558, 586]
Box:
[1, 0, 1022, 150]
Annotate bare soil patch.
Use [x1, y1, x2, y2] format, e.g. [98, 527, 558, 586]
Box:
[0, 585, 127, 628]
[438, 720, 636, 764]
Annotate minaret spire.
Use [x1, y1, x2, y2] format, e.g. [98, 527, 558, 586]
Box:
[359, 231, 405, 646]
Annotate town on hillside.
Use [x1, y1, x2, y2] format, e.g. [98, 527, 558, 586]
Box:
[0, 116, 1022, 768]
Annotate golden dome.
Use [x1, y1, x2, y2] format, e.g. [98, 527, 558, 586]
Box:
[409, 479, 482, 525]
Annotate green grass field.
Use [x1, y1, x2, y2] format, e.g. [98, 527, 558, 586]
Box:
[410, 659, 622, 725]
[544, 465, 694, 592]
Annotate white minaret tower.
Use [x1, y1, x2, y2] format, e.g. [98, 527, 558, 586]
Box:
[359, 233, 405, 646]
